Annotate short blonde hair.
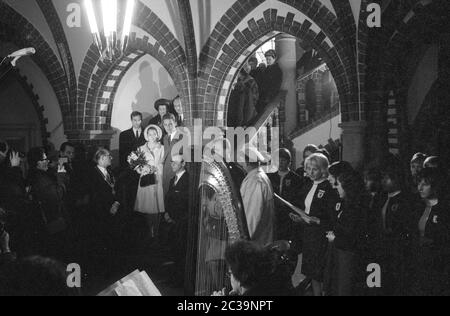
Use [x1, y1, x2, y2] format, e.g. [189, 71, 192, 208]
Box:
[305, 153, 330, 178]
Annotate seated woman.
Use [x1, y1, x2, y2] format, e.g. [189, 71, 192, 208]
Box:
[410, 168, 450, 296]
[215, 240, 294, 296]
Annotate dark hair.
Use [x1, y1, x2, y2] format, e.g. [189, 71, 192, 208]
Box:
[278, 148, 292, 163]
[265, 50, 276, 59]
[317, 148, 331, 162]
[162, 113, 177, 123]
[27, 147, 46, 169]
[339, 171, 365, 205]
[59, 142, 75, 153]
[411, 152, 428, 164]
[303, 144, 319, 155]
[93, 148, 111, 164]
[225, 241, 264, 289]
[240, 68, 249, 77]
[0, 140, 8, 153]
[248, 57, 258, 64]
[130, 111, 143, 120]
[423, 156, 441, 169]
[417, 168, 446, 199]
[329, 161, 354, 183]
[363, 167, 382, 193]
[0, 256, 78, 296]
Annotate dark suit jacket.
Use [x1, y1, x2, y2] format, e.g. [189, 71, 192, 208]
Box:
[162, 131, 183, 195]
[28, 170, 69, 224]
[88, 166, 120, 223]
[165, 171, 189, 223]
[334, 200, 366, 252]
[268, 171, 303, 241]
[119, 128, 146, 169]
[148, 115, 162, 127]
[299, 180, 339, 232]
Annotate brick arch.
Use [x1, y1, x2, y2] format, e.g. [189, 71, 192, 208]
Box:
[0, 3, 70, 130]
[199, 1, 356, 127]
[77, 1, 188, 131]
[8, 69, 50, 146]
[78, 36, 186, 132]
[203, 18, 350, 127]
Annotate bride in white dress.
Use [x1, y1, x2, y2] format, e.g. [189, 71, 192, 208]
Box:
[134, 125, 165, 239]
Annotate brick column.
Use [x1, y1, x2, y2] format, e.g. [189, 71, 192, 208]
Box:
[297, 80, 308, 127]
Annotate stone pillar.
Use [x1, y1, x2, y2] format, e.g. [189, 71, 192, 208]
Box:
[276, 34, 297, 137]
[339, 121, 367, 168]
[297, 80, 308, 127]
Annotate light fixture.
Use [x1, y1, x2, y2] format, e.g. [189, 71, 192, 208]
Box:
[85, 0, 136, 60]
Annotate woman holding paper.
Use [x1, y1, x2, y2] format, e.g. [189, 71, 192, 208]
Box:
[290, 153, 339, 296]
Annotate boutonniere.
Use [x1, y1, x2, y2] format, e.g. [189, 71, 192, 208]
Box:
[391, 204, 399, 213]
[336, 203, 342, 212]
[318, 190, 326, 199]
[433, 215, 439, 224]
[285, 179, 292, 187]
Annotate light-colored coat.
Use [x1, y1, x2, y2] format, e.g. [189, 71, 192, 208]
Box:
[240, 167, 275, 247]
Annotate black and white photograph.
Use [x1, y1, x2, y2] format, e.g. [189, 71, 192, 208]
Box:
[0, 0, 449, 299]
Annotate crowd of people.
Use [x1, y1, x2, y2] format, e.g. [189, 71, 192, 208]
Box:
[1, 93, 449, 296]
[0, 97, 190, 295]
[233, 145, 450, 296]
[228, 50, 283, 127]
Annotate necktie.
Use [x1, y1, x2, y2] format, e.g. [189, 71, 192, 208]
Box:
[381, 197, 391, 232]
[135, 130, 139, 140]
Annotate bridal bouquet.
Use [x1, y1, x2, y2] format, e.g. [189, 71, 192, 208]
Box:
[127, 150, 157, 187]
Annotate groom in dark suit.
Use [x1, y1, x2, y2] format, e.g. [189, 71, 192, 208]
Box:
[162, 113, 183, 195]
[119, 111, 146, 169]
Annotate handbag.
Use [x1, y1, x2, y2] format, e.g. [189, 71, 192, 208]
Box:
[140, 174, 156, 188]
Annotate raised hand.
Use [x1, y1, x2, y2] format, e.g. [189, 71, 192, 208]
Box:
[9, 151, 21, 167]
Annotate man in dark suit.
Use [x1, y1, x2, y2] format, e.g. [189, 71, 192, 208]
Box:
[172, 95, 185, 127]
[257, 49, 283, 114]
[149, 99, 171, 130]
[164, 155, 189, 285]
[88, 149, 123, 262]
[119, 111, 146, 169]
[268, 148, 303, 242]
[162, 113, 183, 195]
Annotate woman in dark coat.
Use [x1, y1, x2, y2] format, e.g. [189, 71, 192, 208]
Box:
[410, 168, 450, 296]
[290, 153, 339, 296]
[27, 147, 69, 260]
[326, 162, 366, 296]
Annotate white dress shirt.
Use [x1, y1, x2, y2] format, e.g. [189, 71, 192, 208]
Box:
[305, 179, 326, 215]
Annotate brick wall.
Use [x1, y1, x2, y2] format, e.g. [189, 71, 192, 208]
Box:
[0, 2, 71, 131]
